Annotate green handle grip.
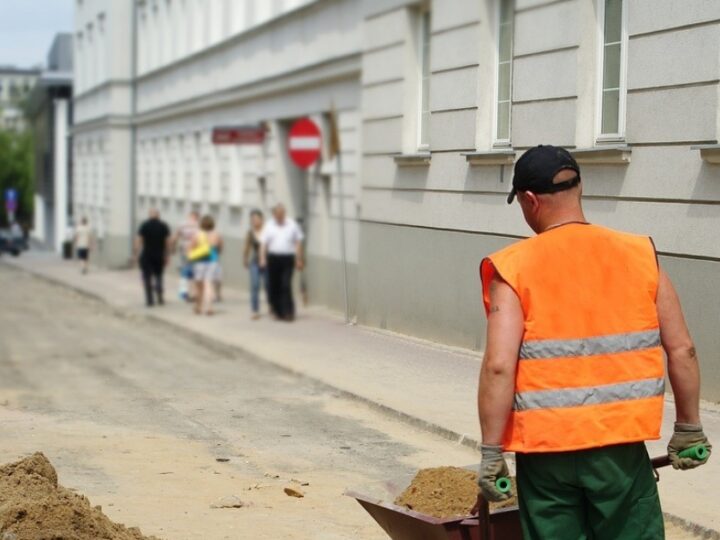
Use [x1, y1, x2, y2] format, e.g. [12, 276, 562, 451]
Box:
[495, 476, 512, 494]
[678, 445, 709, 461]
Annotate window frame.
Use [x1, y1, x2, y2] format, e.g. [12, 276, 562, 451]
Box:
[595, 0, 629, 142]
[492, 0, 514, 148]
[415, 4, 431, 152]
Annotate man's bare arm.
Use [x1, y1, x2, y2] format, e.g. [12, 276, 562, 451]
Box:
[133, 235, 142, 262]
[478, 274, 524, 445]
[259, 243, 267, 268]
[657, 269, 701, 425]
[243, 233, 251, 267]
[295, 240, 305, 270]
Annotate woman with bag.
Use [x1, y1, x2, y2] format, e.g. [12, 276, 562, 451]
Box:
[187, 215, 223, 315]
[243, 209, 267, 319]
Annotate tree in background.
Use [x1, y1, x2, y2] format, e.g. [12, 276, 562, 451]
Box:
[0, 128, 34, 227]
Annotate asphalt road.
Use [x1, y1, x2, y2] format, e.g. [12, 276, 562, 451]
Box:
[0, 264, 704, 539]
[0, 264, 481, 539]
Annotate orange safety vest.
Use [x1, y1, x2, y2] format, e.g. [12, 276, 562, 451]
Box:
[480, 223, 664, 453]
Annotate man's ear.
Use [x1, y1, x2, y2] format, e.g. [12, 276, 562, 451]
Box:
[524, 191, 540, 211]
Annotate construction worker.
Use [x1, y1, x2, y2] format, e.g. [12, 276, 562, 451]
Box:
[477, 145, 711, 539]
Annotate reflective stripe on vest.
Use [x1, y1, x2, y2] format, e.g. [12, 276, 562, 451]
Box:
[519, 329, 661, 360]
[514, 377, 665, 411]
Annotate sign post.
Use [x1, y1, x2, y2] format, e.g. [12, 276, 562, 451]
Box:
[287, 111, 351, 324]
[5, 188, 18, 223]
[287, 118, 323, 314]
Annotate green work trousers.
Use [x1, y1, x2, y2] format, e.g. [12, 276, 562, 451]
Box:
[516, 442, 664, 540]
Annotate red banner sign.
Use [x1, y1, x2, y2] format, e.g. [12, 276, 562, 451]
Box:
[212, 125, 266, 145]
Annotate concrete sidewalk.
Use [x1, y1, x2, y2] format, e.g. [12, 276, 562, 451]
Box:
[5, 251, 720, 536]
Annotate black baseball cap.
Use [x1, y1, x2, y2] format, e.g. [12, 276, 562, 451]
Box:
[507, 145, 581, 204]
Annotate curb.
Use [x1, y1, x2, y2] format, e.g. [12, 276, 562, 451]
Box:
[4, 260, 719, 539]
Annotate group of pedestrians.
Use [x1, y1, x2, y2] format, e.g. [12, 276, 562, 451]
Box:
[241, 203, 305, 321]
[131, 203, 303, 321]
[134, 209, 222, 314]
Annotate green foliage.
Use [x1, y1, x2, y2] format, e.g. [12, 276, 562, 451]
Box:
[0, 128, 34, 227]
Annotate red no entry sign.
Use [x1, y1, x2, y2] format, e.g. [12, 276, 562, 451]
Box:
[288, 118, 321, 169]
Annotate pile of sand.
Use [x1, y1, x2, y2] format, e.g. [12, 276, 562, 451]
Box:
[394, 466, 479, 519]
[0, 452, 160, 540]
[394, 466, 518, 519]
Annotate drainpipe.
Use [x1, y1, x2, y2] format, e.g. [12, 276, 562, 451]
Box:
[129, 0, 138, 266]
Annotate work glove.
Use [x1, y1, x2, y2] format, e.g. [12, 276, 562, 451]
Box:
[668, 422, 712, 470]
[478, 444, 511, 502]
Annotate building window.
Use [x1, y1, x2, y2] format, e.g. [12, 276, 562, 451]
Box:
[417, 7, 431, 150]
[494, 0, 513, 145]
[598, 0, 626, 138]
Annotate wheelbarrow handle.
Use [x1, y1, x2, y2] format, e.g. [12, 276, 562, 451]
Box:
[651, 444, 709, 471]
[651, 455, 671, 469]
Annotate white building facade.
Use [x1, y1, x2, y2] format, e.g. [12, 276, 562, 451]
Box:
[73, 0, 135, 266]
[356, 0, 720, 399]
[74, 0, 363, 305]
[133, 0, 363, 305]
[73, 0, 720, 399]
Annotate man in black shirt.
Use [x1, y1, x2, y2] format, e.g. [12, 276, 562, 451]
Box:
[134, 209, 171, 306]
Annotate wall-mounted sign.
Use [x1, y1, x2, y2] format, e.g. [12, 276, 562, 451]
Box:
[212, 124, 266, 145]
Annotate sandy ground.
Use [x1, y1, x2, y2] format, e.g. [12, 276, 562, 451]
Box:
[0, 265, 484, 539]
[0, 264, 706, 539]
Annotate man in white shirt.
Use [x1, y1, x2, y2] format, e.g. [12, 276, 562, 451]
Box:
[259, 204, 305, 321]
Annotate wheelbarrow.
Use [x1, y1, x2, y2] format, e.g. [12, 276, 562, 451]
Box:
[345, 465, 520, 540]
[347, 454, 686, 540]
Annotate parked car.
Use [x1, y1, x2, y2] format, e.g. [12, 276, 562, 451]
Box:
[0, 228, 25, 256]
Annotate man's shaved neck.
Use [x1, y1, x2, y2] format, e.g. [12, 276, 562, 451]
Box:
[535, 170, 586, 232]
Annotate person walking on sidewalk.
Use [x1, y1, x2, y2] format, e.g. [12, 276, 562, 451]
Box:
[244, 209, 267, 320]
[190, 214, 223, 316]
[477, 145, 711, 540]
[172, 210, 199, 301]
[134, 209, 171, 307]
[73, 217, 93, 274]
[212, 239, 224, 304]
[259, 204, 304, 321]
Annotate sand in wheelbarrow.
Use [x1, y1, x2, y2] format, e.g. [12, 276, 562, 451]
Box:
[0, 452, 161, 540]
[394, 466, 518, 519]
